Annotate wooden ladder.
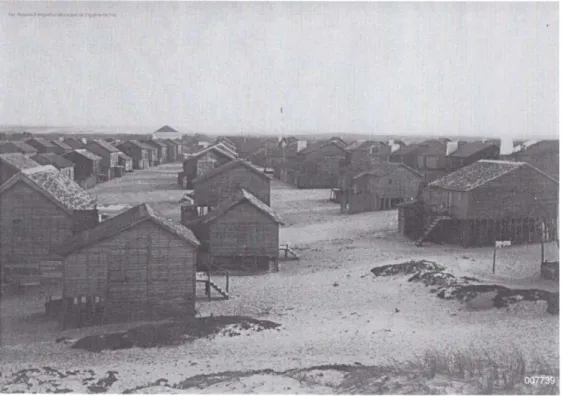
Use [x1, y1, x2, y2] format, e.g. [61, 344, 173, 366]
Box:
[415, 216, 450, 247]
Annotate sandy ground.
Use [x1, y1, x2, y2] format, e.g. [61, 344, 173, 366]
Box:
[0, 163, 559, 393]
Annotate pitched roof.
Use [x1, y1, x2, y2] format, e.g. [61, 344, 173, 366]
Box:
[26, 137, 57, 148]
[448, 141, 499, 158]
[89, 139, 119, 153]
[428, 160, 558, 191]
[353, 162, 422, 180]
[31, 153, 75, 169]
[117, 151, 132, 161]
[187, 143, 238, 162]
[50, 140, 73, 151]
[347, 140, 388, 151]
[136, 141, 157, 151]
[118, 140, 149, 151]
[62, 137, 86, 148]
[298, 140, 348, 155]
[155, 125, 179, 133]
[417, 140, 447, 156]
[1, 141, 39, 153]
[0, 165, 96, 212]
[0, 153, 41, 170]
[189, 189, 284, 226]
[142, 139, 168, 149]
[67, 149, 102, 161]
[192, 159, 270, 184]
[58, 203, 198, 256]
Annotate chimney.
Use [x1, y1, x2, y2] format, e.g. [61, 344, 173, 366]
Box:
[297, 140, 307, 152]
[500, 138, 514, 155]
[73, 208, 101, 234]
[446, 141, 459, 156]
[180, 203, 199, 226]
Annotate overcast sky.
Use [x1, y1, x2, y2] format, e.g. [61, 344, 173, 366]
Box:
[0, 2, 558, 138]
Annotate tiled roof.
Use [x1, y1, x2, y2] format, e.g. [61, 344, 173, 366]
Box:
[417, 140, 447, 156]
[353, 162, 422, 180]
[428, 160, 550, 191]
[298, 140, 348, 155]
[11, 165, 97, 211]
[58, 203, 199, 256]
[448, 141, 498, 158]
[0, 153, 41, 170]
[189, 189, 284, 226]
[32, 153, 75, 169]
[155, 125, 179, 133]
[90, 139, 119, 152]
[192, 159, 270, 184]
[26, 137, 57, 148]
[69, 149, 102, 161]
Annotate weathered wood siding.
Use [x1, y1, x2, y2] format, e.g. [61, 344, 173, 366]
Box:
[85, 144, 118, 172]
[467, 166, 558, 219]
[425, 188, 470, 218]
[298, 144, 347, 188]
[0, 182, 73, 280]
[208, 202, 279, 257]
[0, 163, 18, 186]
[194, 165, 270, 207]
[64, 220, 196, 324]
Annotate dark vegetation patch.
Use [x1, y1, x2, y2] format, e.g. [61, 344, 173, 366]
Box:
[122, 352, 559, 395]
[71, 316, 281, 352]
[371, 260, 559, 314]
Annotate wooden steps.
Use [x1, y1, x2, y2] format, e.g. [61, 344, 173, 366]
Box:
[415, 216, 451, 247]
[196, 272, 229, 299]
[279, 245, 299, 261]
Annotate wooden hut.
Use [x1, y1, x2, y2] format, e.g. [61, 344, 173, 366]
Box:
[142, 139, 168, 165]
[295, 140, 348, 188]
[117, 152, 133, 172]
[0, 165, 99, 287]
[63, 149, 102, 189]
[137, 141, 158, 167]
[85, 139, 120, 181]
[57, 203, 199, 327]
[399, 160, 559, 248]
[25, 137, 61, 154]
[163, 139, 180, 162]
[193, 159, 271, 211]
[62, 138, 86, 150]
[117, 140, 150, 170]
[0, 141, 39, 157]
[446, 141, 500, 172]
[333, 141, 392, 203]
[503, 140, 559, 180]
[341, 162, 423, 214]
[388, 143, 422, 168]
[0, 153, 41, 186]
[32, 153, 75, 180]
[179, 144, 238, 189]
[183, 189, 283, 272]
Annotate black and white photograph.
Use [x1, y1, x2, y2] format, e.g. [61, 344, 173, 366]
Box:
[0, 1, 559, 394]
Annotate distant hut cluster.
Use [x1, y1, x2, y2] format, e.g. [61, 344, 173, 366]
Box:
[0, 125, 185, 190]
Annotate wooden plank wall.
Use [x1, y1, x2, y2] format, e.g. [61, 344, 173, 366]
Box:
[63, 220, 196, 324]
